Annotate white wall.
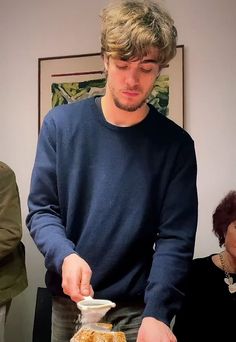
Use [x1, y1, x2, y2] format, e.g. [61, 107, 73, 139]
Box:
[164, 0, 236, 255]
[0, 0, 235, 341]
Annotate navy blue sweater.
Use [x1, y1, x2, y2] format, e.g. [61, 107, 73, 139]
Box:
[27, 97, 197, 325]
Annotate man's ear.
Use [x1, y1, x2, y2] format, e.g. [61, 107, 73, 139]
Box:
[103, 54, 109, 72]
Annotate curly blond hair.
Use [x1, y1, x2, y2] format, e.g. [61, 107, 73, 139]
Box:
[100, 0, 177, 66]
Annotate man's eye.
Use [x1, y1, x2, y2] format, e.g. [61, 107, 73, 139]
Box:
[116, 64, 128, 69]
[141, 68, 152, 73]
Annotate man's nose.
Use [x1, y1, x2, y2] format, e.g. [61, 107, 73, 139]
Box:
[125, 70, 139, 87]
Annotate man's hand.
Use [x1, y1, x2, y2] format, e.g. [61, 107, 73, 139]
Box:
[61, 253, 93, 302]
[137, 317, 177, 342]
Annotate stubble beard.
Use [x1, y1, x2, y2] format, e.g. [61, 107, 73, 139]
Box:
[113, 96, 146, 112]
[110, 84, 149, 112]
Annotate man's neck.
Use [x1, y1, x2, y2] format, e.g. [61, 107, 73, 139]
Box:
[101, 95, 149, 127]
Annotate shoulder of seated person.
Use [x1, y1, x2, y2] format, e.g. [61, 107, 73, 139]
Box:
[0, 161, 15, 181]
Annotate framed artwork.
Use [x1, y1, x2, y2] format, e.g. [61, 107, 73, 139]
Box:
[38, 45, 184, 131]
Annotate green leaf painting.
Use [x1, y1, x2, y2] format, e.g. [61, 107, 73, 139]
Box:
[51, 75, 169, 116]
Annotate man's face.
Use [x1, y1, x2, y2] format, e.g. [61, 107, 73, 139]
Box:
[225, 221, 236, 258]
[104, 48, 161, 112]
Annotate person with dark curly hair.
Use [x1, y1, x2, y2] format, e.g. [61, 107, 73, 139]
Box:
[173, 190, 236, 342]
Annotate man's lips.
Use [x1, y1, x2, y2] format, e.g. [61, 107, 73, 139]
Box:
[122, 90, 140, 96]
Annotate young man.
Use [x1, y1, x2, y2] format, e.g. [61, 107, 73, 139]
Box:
[0, 162, 28, 342]
[27, 1, 198, 342]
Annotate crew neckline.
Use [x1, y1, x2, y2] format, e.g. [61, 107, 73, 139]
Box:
[94, 96, 152, 131]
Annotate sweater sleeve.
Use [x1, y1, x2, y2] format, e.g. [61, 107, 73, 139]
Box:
[26, 114, 76, 274]
[143, 136, 198, 325]
[0, 163, 22, 259]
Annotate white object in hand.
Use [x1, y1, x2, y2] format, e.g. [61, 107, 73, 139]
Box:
[77, 296, 116, 324]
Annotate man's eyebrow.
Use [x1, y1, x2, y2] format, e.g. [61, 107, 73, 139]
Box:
[140, 59, 158, 64]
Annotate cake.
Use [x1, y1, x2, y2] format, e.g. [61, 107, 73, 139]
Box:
[71, 323, 126, 342]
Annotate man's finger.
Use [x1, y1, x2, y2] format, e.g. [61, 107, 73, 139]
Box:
[80, 268, 92, 296]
